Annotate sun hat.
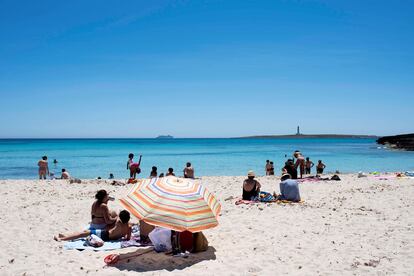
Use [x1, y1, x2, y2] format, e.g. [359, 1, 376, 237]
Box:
[247, 170, 255, 177]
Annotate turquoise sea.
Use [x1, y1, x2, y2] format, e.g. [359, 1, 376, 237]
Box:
[0, 138, 413, 179]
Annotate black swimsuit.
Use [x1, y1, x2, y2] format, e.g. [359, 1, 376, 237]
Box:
[243, 181, 258, 200]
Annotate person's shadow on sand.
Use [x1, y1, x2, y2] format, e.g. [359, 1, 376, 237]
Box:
[111, 246, 217, 272]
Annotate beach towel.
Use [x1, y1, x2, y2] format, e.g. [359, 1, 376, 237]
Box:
[254, 191, 276, 202]
[64, 238, 145, 251]
[235, 198, 304, 205]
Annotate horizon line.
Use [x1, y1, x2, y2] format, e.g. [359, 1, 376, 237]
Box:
[0, 133, 388, 140]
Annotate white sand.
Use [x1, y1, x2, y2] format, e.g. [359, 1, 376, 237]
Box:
[0, 175, 413, 275]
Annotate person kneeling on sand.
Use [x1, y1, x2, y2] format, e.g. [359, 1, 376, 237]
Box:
[55, 210, 131, 242]
[242, 170, 261, 200]
[279, 173, 301, 202]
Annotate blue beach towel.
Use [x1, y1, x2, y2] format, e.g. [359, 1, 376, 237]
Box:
[64, 238, 146, 251]
[64, 239, 122, 251]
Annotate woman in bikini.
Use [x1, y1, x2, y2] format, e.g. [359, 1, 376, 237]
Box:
[38, 156, 49, 179]
[242, 171, 261, 200]
[293, 151, 305, 179]
[127, 153, 142, 179]
[90, 190, 118, 230]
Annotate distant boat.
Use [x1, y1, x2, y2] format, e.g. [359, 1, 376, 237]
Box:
[156, 135, 174, 139]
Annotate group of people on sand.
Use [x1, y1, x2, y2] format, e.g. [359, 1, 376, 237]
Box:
[55, 190, 132, 243]
[265, 151, 327, 180]
[128, 153, 195, 180]
[242, 170, 301, 202]
[243, 150, 329, 202]
[37, 156, 71, 180]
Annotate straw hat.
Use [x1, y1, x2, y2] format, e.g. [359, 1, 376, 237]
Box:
[247, 170, 255, 177]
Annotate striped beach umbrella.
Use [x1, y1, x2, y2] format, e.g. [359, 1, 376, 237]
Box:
[119, 176, 221, 232]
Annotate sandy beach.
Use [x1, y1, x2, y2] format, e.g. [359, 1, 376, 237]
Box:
[0, 174, 413, 275]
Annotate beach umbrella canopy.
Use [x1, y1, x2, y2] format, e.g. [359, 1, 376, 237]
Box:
[119, 176, 221, 232]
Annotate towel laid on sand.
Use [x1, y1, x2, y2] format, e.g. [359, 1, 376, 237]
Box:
[64, 239, 145, 251]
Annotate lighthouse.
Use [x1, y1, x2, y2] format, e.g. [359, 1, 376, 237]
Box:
[296, 126, 301, 135]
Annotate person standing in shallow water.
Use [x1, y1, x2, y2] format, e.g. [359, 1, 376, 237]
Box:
[183, 162, 194, 178]
[150, 166, 158, 178]
[305, 157, 314, 175]
[38, 156, 49, 179]
[265, 160, 271, 176]
[293, 151, 305, 179]
[316, 160, 326, 174]
[127, 153, 142, 179]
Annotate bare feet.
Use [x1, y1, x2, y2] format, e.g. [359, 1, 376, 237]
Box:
[54, 233, 65, 241]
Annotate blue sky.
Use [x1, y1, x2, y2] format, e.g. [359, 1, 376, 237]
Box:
[0, 0, 413, 138]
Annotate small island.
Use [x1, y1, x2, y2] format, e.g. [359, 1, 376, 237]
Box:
[237, 126, 377, 139]
[156, 135, 174, 139]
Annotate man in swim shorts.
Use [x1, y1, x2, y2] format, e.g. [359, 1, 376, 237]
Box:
[55, 210, 131, 242]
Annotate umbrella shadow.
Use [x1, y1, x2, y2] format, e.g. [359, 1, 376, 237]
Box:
[112, 246, 217, 272]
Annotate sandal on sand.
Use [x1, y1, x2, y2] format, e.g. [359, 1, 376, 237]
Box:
[104, 248, 153, 265]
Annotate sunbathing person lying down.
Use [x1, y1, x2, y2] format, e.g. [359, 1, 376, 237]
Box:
[54, 210, 131, 242]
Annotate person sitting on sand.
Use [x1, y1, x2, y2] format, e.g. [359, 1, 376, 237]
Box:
[294, 151, 305, 179]
[159, 173, 165, 177]
[279, 173, 301, 202]
[305, 157, 314, 174]
[183, 162, 194, 178]
[150, 166, 158, 178]
[90, 190, 118, 230]
[242, 171, 261, 200]
[283, 159, 298, 179]
[61, 168, 70, 179]
[38, 156, 49, 180]
[316, 160, 326, 174]
[55, 210, 131, 242]
[166, 168, 175, 176]
[127, 153, 142, 179]
[265, 160, 271, 176]
[109, 173, 114, 179]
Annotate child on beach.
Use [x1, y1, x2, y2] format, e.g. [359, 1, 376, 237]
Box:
[61, 168, 70, 179]
[54, 210, 131, 242]
[150, 166, 158, 178]
[166, 168, 175, 176]
[305, 157, 314, 174]
[316, 160, 326, 174]
[38, 156, 49, 179]
[127, 153, 142, 179]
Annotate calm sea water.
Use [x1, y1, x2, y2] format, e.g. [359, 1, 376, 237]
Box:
[0, 138, 413, 179]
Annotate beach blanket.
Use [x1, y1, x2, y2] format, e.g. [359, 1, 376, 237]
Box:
[64, 239, 145, 251]
[235, 199, 304, 205]
[235, 191, 304, 205]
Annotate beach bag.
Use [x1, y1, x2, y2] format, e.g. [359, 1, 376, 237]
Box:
[331, 175, 341, 181]
[86, 234, 104, 247]
[148, 227, 172, 252]
[178, 231, 194, 253]
[140, 220, 155, 242]
[192, 232, 209, 253]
